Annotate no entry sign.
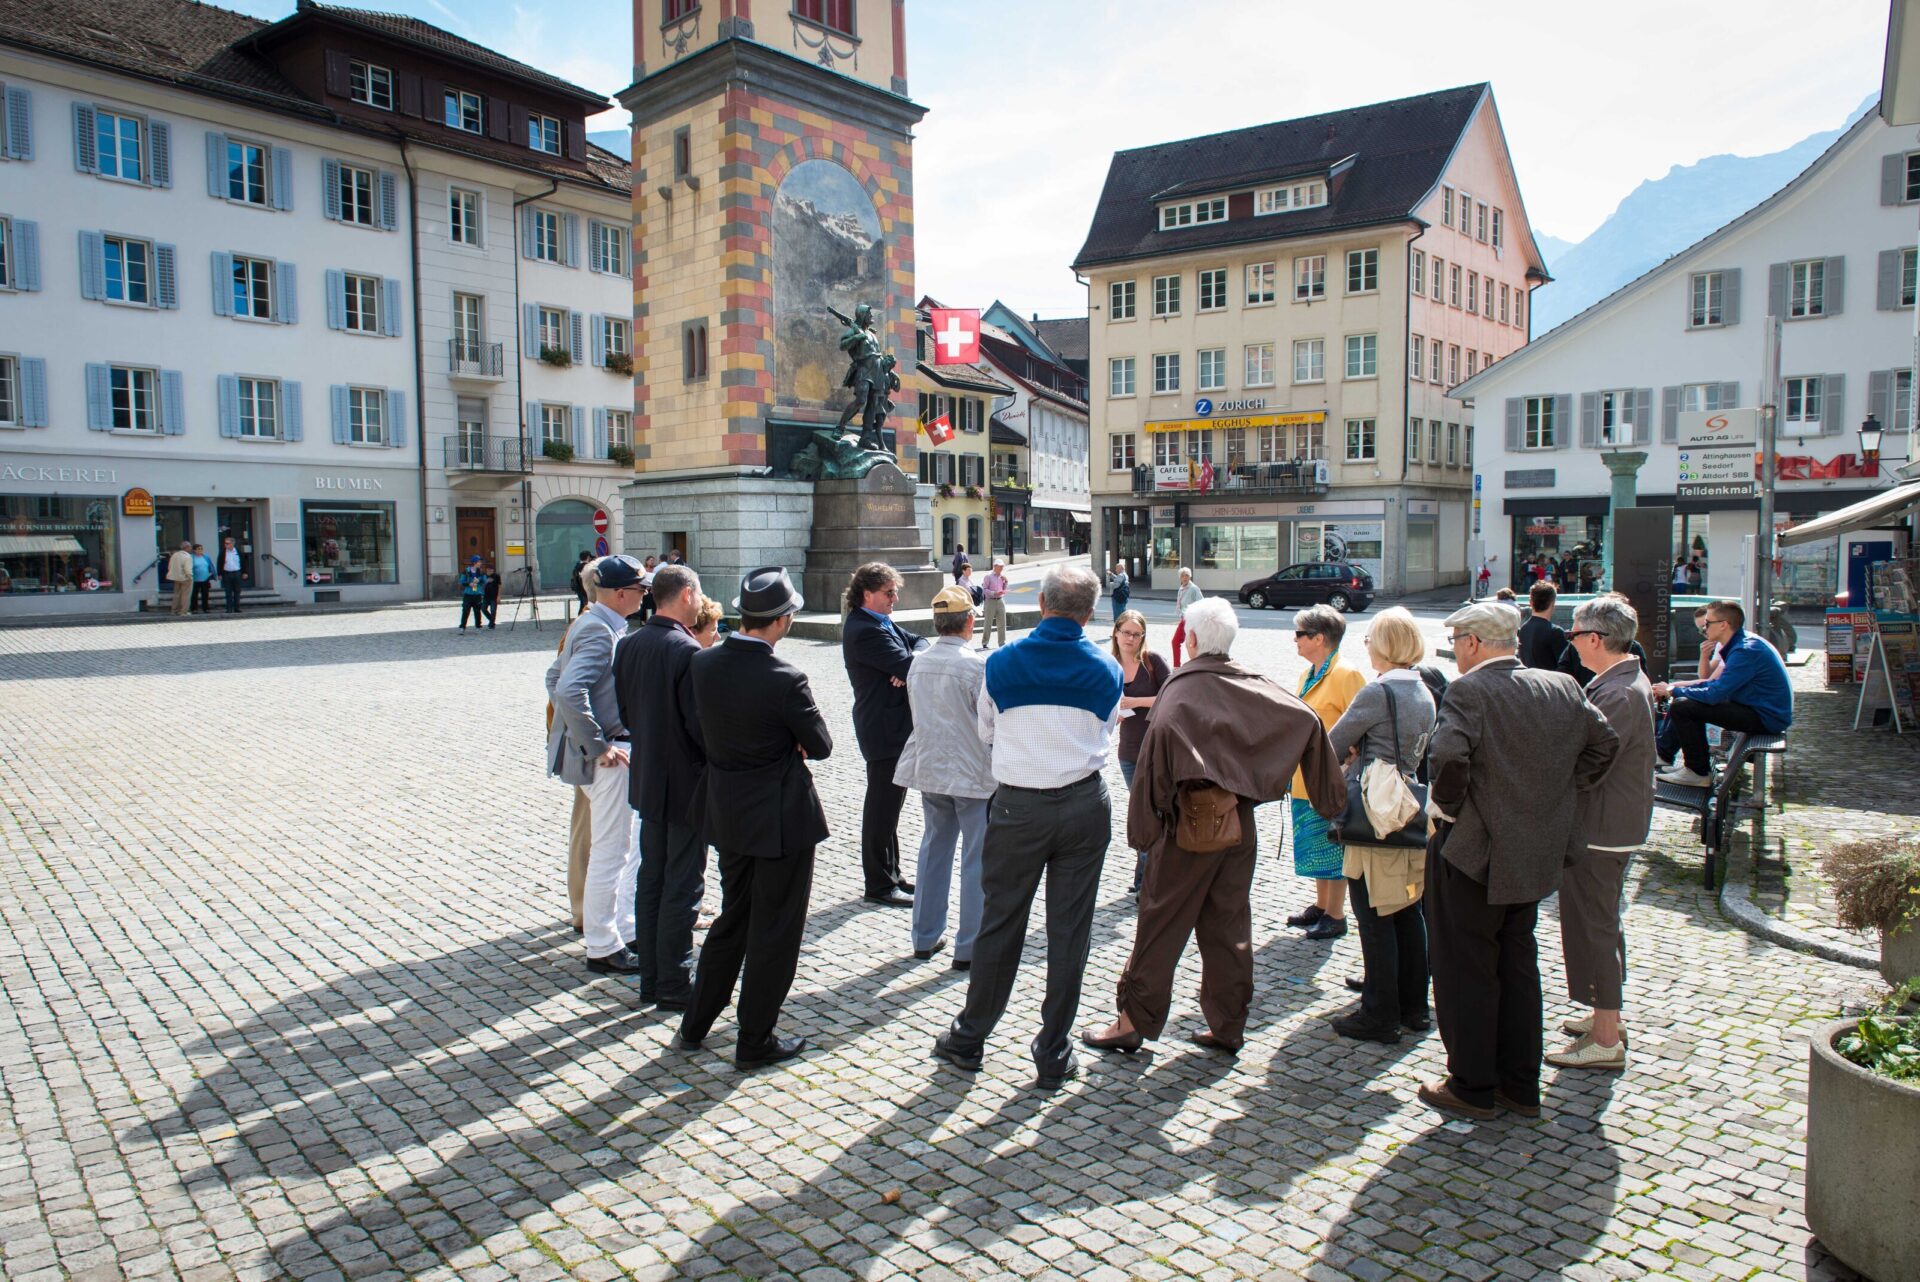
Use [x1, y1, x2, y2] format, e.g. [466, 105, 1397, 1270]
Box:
[592, 509, 609, 534]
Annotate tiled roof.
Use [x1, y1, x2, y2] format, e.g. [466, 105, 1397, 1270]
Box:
[1073, 84, 1487, 270]
[919, 354, 1014, 397]
[1030, 317, 1088, 363]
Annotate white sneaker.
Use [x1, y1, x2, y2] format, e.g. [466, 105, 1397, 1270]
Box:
[1656, 764, 1713, 787]
[1561, 1012, 1594, 1037]
[1546, 1034, 1627, 1071]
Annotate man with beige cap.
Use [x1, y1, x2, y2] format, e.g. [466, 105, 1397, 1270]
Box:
[1420, 601, 1618, 1122]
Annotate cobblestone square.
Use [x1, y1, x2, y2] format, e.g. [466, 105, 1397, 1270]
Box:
[0, 604, 1905, 1281]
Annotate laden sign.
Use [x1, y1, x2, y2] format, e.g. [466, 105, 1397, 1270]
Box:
[122, 487, 154, 517]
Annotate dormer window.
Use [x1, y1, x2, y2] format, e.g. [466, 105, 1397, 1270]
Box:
[1159, 197, 1226, 230]
[529, 114, 561, 155]
[349, 61, 393, 111]
[444, 88, 483, 134]
[1256, 181, 1326, 215]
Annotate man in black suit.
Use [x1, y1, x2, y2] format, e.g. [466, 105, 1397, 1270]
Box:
[842, 562, 926, 906]
[1517, 580, 1568, 670]
[678, 566, 833, 1070]
[613, 563, 708, 1010]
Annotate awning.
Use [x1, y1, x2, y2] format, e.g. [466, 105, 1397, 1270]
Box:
[0, 535, 86, 556]
[1069, 510, 1092, 523]
[1777, 481, 1920, 546]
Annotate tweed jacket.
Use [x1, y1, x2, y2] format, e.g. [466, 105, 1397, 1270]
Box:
[543, 602, 628, 787]
[1427, 655, 1619, 904]
[1575, 656, 1657, 853]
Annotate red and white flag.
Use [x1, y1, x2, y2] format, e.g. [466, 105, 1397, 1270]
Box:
[929, 308, 981, 364]
[923, 413, 954, 445]
[1199, 459, 1216, 492]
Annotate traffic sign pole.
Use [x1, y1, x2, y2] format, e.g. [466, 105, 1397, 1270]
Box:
[1758, 314, 1782, 621]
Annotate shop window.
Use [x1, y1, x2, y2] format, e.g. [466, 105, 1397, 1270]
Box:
[0, 494, 119, 593]
[302, 501, 396, 585]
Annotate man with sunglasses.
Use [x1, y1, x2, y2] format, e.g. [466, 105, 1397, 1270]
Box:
[1649, 600, 1792, 788]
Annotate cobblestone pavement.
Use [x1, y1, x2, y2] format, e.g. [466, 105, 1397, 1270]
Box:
[0, 606, 1898, 1282]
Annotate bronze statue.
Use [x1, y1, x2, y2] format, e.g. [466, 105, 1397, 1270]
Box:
[829, 302, 899, 452]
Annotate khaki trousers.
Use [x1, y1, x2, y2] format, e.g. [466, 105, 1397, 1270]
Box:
[1115, 808, 1257, 1046]
[981, 596, 1007, 646]
[170, 580, 191, 615]
[567, 785, 591, 932]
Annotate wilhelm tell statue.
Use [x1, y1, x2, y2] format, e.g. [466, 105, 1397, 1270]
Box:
[790, 301, 901, 481]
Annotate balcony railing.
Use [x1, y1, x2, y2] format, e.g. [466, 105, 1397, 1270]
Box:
[444, 435, 531, 473]
[448, 339, 506, 381]
[1129, 460, 1331, 498]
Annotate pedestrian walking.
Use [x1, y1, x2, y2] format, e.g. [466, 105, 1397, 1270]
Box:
[843, 562, 928, 907]
[1084, 598, 1344, 1057]
[1110, 608, 1168, 894]
[952, 544, 969, 582]
[1170, 567, 1203, 668]
[219, 537, 244, 613]
[678, 566, 832, 1070]
[1420, 601, 1618, 1121]
[166, 541, 193, 616]
[933, 564, 1123, 1091]
[1287, 604, 1366, 940]
[637, 555, 660, 623]
[457, 556, 487, 631]
[979, 559, 1009, 649]
[544, 555, 648, 976]
[570, 551, 592, 613]
[1106, 559, 1130, 630]
[614, 563, 711, 1011]
[482, 560, 502, 628]
[894, 586, 994, 970]
[190, 544, 214, 614]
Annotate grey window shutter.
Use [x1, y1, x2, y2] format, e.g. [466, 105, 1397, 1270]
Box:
[381, 278, 403, 337]
[160, 371, 186, 435]
[205, 131, 226, 197]
[210, 251, 233, 316]
[590, 314, 606, 367]
[1824, 256, 1845, 315]
[13, 219, 37, 291]
[588, 221, 605, 273]
[1579, 392, 1598, 446]
[325, 269, 345, 330]
[330, 385, 349, 443]
[569, 311, 584, 365]
[592, 408, 608, 458]
[520, 207, 536, 259]
[275, 261, 298, 323]
[1822, 373, 1846, 435]
[1717, 381, 1739, 407]
[282, 380, 303, 441]
[72, 102, 96, 173]
[378, 171, 397, 230]
[154, 243, 178, 310]
[1552, 394, 1572, 448]
[1767, 263, 1787, 317]
[20, 357, 47, 426]
[147, 121, 171, 188]
[385, 389, 407, 448]
[4, 85, 30, 160]
[1883, 153, 1906, 205]
[1870, 369, 1891, 426]
[523, 303, 540, 357]
[78, 230, 105, 300]
[571, 404, 586, 456]
[1661, 386, 1680, 443]
[1504, 397, 1522, 450]
[524, 400, 541, 451]
[1633, 388, 1653, 444]
[271, 147, 293, 211]
[322, 158, 342, 220]
[1878, 249, 1899, 309]
[1723, 268, 1741, 325]
[564, 214, 580, 268]
[218, 374, 240, 438]
[85, 363, 112, 430]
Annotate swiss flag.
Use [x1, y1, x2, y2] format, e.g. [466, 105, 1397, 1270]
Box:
[929, 308, 981, 364]
[1199, 459, 1216, 492]
[923, 413, 954, 445]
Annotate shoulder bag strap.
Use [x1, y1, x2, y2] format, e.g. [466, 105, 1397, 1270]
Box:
[1382, 682, 1404, 771]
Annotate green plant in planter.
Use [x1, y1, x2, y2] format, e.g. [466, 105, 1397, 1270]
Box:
[1820, 835, 1920, 936]
[606, 351, 633, 376]
[539, 345, 573, 368]
[606, 444, 635, 466]
[542, 438, 575, 462]
[1836, 981, 1920, 1083]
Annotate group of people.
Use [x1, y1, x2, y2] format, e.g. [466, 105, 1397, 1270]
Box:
[163, 537, 245, 615]
[457, 557, 502, 630]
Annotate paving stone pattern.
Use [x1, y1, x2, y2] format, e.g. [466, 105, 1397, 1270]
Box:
[0, 608, 1895, 1281]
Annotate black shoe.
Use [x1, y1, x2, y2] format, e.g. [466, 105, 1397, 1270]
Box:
[1331, 1013, 1401, 1045]
[932, 1034, 982, 1073]
[914, 938, 947, 961]
[585, 948, 643, 975]
[650, 995, 691, 1012]
[1286, 905, 1326, 929]
[896, 880, 915, 895]
[1034, 1052, 1081, 1091]
[951, 959, 971, 972]
[1402, 1014, 1432, 1034]
[864, 890, 914, 907]
[1303, 915, 1348, 941]
[1344, 975, 1366, 993]
[673, 1032, 704, 1051]
[734, 1034, 807, 1070]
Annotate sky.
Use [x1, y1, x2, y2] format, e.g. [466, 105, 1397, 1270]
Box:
[230, 0, 1891, 315]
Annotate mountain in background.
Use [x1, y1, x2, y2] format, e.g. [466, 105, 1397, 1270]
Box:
[589, 130, 630, 159]
[1529, 94, 1877, 333]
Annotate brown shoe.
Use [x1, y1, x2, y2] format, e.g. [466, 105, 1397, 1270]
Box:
[1493, 1091, 1541, 1117]
[1418, 1080, 1496, 1121]
[1187, 1032, 1241, 1056]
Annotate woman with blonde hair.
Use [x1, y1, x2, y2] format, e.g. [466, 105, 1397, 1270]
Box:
[691, 594, 725, 648]
[1287, 604, 1367, 939]
[1111, 608, 1169, 894]
[1325, 607, 1436, 1043]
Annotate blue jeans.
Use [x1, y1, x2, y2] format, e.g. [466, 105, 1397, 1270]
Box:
[912, 793, 988, 961]
[1111, 595, 1128, 624]
[1120, 759, 1146, 888]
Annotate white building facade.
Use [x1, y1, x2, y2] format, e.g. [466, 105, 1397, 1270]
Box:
[1455, 108, 1913, 606]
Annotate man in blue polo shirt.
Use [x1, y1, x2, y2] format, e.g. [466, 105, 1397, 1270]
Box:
[933, 564, 1123, 1090]
[1650, 599, 1792, 786]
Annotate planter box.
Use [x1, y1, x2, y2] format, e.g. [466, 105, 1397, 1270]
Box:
[1883, 922, 1920, 987]
[1806, 1016, 1920, 1281]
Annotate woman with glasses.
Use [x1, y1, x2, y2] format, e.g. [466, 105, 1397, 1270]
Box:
[1112, 609, 1169, 894]
[1288, 604, 1366, 939]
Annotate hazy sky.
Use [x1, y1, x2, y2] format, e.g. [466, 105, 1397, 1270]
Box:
[230, 0, 1890, 315]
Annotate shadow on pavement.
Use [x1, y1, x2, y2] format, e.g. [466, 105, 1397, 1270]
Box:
[0, 623, 567, 681]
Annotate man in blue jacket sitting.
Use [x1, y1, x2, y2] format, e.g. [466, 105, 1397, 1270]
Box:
[1649, 600, 1792, 787]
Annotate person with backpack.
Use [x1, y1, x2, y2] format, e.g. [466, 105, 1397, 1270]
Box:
[1106, 559, 1131, 631]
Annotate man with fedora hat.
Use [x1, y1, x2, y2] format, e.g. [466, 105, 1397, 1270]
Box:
[678, 566, 833, 1069]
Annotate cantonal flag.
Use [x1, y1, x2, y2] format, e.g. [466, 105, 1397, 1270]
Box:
[923, 413, 954, 445]
[1200, 459, 1216, 492]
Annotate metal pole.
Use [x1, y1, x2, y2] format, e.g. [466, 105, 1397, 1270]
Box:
[1758, 314, 1782, 616]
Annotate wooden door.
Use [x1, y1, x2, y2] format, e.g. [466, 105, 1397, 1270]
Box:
[456, 508, 496, 569]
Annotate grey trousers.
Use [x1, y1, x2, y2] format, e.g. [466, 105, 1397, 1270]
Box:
[981, 597, 1007, 646]
[946, 774, 1110, 1074]
[912, 793, 988, 960]
[1559, 849, 1631, 1010]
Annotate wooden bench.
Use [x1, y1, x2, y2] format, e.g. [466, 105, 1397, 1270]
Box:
[1653, 731, 1788, 887]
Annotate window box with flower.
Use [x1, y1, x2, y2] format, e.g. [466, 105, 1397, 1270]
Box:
[539, 345, 573, 369]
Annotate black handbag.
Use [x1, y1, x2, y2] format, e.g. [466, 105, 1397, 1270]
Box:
[1329, 684, 1430, 850]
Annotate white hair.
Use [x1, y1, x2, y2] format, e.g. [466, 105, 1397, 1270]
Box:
[1184, 597, 1239, 656]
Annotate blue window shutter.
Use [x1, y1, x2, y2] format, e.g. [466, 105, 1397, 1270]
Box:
[563, 214, 580, 268]
[590, 314, 606, 367]
[217, 374, 240, 438]
[330, 385, 349, 443]
[385, 389, 407, 449]
[520, 207, 535, 259]
[160, 370, 186, 435]
[569, 311, 584, 365]
[588, 222, 604, 273]
[154, 243, 178, 310]
[571, 404, 586, 456]
[205, 131, 226, 197]
[72, 102, 96, 173]
[592, 408, 608, 458]
[4, 86, 30, 160]
[271, 147, 293, 210]
[147, 120, 171, 187]
[321, 159, 342, 220]
[78, 230, 105, 300]
[524, 400, 541, 451]
[378, 170, 397, 230]
[523, 303, 540, 357]
[282, 380, 303, 441]
[210, 251, 233, 316]
[325, 269, 345, 330]
[13, 219, 37, 291]
[382, 277, 403, 337]
[275, 261, 298, 323]
[85, 363, 112, 430]
[20, 357, 47, 426]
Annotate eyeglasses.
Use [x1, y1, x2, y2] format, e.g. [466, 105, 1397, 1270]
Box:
[1566, 629, 1599, 640]
[1294, 630, 1320, 639]
[1116, 628, 1145, 639]
[1448, 632, 1478, 646]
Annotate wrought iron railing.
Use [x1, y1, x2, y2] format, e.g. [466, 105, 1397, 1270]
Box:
[448, 339, 505, 379]
[444, 435, 530, 473]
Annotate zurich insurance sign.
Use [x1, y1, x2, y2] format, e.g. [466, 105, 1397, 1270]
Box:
[1195, 397, 1266, 417]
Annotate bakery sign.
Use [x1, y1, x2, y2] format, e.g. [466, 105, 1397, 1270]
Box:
[122, 487, 154, 517]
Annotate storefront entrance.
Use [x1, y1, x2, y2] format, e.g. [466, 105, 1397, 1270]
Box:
[217, 506, 257, 590]
[153, 505, 192, 600]
[456, 508, 497, 568]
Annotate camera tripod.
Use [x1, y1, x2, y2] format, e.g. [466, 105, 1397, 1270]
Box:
[507, 565, 543, 632]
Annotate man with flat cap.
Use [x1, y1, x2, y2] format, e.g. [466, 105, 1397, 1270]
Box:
[678, 566, 833, 1069]
[1419, 600, 1618, 1122]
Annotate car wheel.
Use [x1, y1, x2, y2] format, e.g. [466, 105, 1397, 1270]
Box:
[1248, 589, 1268, 610]
[1328, 591, 1351, 613]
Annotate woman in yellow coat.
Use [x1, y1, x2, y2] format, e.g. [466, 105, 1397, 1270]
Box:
[1287, 603, 1366, 940]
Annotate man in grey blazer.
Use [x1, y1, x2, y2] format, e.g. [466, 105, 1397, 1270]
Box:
[546, 554, 647, 975]
[1421, 601, 1618, 1122]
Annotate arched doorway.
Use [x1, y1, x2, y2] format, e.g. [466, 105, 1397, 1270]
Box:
[535, 500, 596, 590]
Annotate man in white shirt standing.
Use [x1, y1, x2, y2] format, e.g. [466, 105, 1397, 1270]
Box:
[978, 559, 1010, 649]
[165, 541, 194, 617]
[218, 536, 245, 614]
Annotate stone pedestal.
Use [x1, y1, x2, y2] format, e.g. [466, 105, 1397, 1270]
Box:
[803, 463, 941, 613]
[620, 472, 815, 599]
[1601, 449, 1648, 592]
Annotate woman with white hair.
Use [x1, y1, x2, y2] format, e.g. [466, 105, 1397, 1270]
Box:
[1083, 598, 1345, 1055]
[1170, 567, 1203, 669]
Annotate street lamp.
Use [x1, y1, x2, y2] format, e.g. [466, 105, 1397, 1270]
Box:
[1859, 414, 1884, 465]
